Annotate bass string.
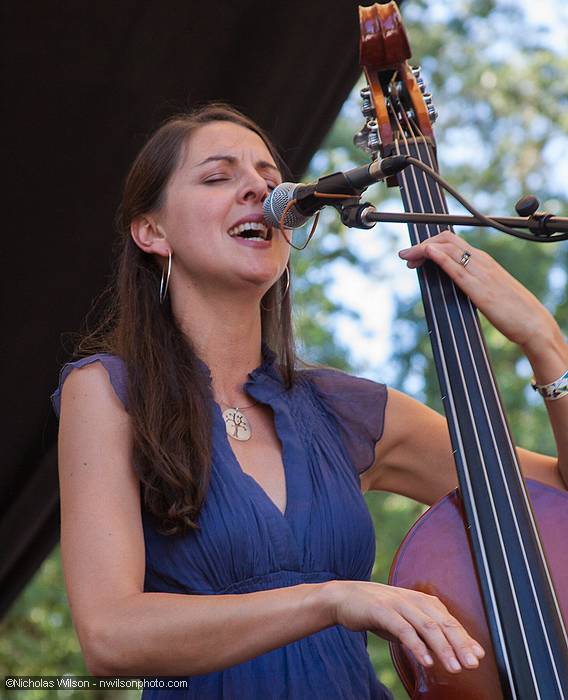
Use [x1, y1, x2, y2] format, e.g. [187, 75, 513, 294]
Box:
[391, 89, 567, 693]
[398, 102, 548, 647]
[398, 111, 537, 519]
[407, 123, 568, 660]
[398, 101, 542, 557]
[409, 115, 568, 677]
[398, 99, 568, 682]
[387, 98, 527, 695]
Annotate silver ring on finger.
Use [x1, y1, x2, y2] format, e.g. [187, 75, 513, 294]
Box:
[459, 250, 472, 268]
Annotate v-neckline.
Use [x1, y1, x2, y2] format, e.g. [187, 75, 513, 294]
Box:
[217, 401, 291, 520]
[202, 343, 314, 553]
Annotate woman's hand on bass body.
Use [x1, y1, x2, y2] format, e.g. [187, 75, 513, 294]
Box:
[398, 230, 560, 355]
[325, 580, 485, 674]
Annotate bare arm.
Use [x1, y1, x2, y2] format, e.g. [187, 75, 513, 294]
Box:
[364, 231, 568, 503]
[362, 388, 566, 505]
[58, 362, 333, 677]
[59, 362, 484, 678]
[522, 324, 568, 485]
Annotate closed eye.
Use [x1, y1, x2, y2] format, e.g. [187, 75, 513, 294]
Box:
[203, 177, 230, 184]
[204, 177, 278, 190]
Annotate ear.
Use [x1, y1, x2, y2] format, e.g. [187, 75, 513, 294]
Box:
[130, 215, 171, 258]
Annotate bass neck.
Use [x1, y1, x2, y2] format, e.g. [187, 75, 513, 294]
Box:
[394, 136, 568, 697]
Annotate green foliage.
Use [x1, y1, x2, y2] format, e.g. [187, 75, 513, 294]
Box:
[3, 3, 567, 700]
[390, 1, 568, 463]
[0, 548, 139, 700]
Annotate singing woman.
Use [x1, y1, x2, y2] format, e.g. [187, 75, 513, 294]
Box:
[51, 103, 567, 699]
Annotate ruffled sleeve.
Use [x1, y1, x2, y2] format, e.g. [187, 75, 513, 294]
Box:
[50, 353, 128, 418]
[304, 368, 388, 475]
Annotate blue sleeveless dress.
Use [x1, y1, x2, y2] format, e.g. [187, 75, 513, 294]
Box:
[51, 344, 393, 699]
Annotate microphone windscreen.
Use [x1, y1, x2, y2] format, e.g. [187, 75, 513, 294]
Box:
[263, 183, 309, 229]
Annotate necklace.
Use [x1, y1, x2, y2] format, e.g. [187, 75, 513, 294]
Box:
[219, 399, 259, 441]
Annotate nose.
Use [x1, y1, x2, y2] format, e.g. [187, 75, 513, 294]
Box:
[237, 169, 269, 204]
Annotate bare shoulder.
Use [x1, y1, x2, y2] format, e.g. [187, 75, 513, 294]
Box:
[58, 360, 135, 493]
[59, 359, 127, 416]
[58, 361, 144, 652]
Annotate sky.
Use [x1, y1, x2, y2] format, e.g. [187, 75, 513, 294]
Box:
[519, 0, 567, 46]
[318, 0, 567, 385]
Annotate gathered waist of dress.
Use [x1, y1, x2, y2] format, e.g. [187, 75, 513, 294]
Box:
[212, 569, 355, 595]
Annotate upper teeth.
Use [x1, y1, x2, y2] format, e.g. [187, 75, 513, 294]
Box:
[228, 222, 269, 238]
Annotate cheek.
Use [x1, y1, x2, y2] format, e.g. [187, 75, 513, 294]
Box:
[200, 192, 232, 222]
[167, 200, 218, 241]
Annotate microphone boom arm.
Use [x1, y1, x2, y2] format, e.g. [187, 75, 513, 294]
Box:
[339, 156, 568, 242]
[346, 207, 568, 241]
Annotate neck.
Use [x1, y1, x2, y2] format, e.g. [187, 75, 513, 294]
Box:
[169, 279, 264, 406]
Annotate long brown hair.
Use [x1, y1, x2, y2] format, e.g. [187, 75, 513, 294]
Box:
[72, 103, 301, 536]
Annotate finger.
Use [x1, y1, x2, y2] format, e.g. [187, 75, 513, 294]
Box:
[425, 611, 485, 671]
[370, 611, 435, 668]
[416, 244, 481, 290]
[415, 599, 486, 670]
[436, 615, 486, 670]
[405, 611, 466, 673]
[399, 232, 476, 262]
[400, 599, 485, 673]
[400, 239, 466, 260]
[402, 243, 471, 272]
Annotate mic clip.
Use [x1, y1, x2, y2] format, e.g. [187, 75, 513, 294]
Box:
[339, 201, 377, 230]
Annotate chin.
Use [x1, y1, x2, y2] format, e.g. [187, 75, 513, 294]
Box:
[243, 277, 276, 292]
[241, 266, 282, 287]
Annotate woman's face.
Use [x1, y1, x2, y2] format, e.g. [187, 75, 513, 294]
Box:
[156, 120, 290, 298]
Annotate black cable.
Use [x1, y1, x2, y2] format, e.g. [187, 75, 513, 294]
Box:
[404, 156, 568, 243]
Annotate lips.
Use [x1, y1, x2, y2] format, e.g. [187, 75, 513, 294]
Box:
[227, 221, 271, 240]
[231, 236, 272, 248]
[227, 213, 272, 241]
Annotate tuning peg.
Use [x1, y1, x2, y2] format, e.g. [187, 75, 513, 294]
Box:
[412, 65, 422, 77]
[422, 92, 438, 123]
[367, 120, 381, 152]
[427, 105, 438, 123]
[359, 87, 375, 118]
[362, 96, 375, 117]
[416, 77, 426, 93]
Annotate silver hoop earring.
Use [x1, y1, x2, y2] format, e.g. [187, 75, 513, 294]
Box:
[260, 266, 290, 311]
[159, 250, 172, 304]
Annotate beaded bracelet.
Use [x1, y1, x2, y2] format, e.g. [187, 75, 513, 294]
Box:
[531, 369, 568, 401]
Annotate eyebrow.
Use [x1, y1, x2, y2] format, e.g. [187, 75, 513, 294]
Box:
[195, 155, 280, 174]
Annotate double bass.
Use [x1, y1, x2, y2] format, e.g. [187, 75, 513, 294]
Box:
[356, 4, 568, 698]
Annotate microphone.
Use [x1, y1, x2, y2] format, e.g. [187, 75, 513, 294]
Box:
[263, 155, 409, 229]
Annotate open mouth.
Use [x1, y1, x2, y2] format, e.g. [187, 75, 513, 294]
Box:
[227, 222, 272, 241]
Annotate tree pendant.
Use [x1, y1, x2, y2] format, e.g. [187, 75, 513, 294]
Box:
[222, 407, 252, 441]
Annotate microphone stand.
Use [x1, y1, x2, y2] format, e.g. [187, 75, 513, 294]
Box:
[338, 201, 568, 242]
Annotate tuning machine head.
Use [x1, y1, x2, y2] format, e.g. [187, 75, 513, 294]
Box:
[355, 86, 380, 157]
[412, 66, 425, 91]
[411, 67, 438, 123]
[353, 118, 381, 158]
[359, 86, 376, 118]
